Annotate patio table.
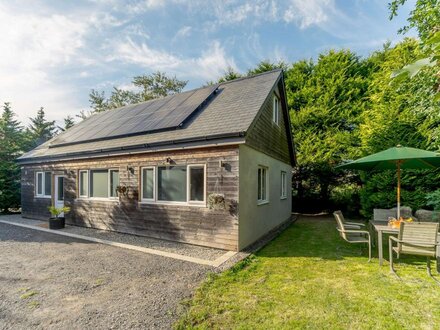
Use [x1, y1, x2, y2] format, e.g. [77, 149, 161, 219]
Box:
[370, 220, 440, 271]
[370, 221, 398, 266]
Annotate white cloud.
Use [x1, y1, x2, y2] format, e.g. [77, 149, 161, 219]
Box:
[180, 0, 335, 30]
[0, 3, 91, 123]
[174, 26, 192, 39]
[111, 37, 181, 70]
[110, 38, 238, 81]
[283, 0, 334, 29]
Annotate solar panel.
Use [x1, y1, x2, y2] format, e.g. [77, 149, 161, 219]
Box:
[50, 84, 218, 147]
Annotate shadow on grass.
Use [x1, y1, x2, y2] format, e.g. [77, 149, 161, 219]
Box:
[257, 215, 366, 260]
[257, 215, 439, 272]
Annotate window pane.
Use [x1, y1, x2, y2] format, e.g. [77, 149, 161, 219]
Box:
[158, 166, 186, 202]
[109, 170, 119, 197]
[262, 169, 266, 200]
[44, 172, 52, 196]
[281, 172, 286, 197]
[90, 170, 108, 198]
[142, 168, 154, 199]
[37, 173, 43, 195]
[79, 171, 88, 196]
[257, 168, 262, 200]
[189, 167, 204, 201]
[57, 177, 64, 201]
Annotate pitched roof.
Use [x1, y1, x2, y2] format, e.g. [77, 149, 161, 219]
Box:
[18, 69, 283, 163]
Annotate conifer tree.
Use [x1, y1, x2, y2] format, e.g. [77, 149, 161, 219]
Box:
[0, 103, 24, 212]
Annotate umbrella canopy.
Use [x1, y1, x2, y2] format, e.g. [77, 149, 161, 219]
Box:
[336, 146, 440, 219]
[337, 146, 440, 170]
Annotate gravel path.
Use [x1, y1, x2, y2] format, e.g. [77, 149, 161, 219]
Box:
[0, 222, 212, 329]
[1, 215, 227, 261]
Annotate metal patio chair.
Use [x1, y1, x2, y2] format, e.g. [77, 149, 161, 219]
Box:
[389, 222, 439, 281]
[334, 211, 371, 262]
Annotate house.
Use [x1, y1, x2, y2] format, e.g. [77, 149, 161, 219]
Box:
[17, 69, 295, 251]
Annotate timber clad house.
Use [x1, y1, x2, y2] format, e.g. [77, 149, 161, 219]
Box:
[18, 70, 295, 251]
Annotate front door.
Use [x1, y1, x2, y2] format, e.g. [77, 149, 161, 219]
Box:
[54, 175, 65, 216]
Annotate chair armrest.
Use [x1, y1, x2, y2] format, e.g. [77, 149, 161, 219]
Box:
[345, 222, 366, 227]
[344, 224, 363, 229]
[389, 236, 400, 243]
[389, 236, 437, 248]
[337, 228, 370, 236]
[401, 241, 437, 249]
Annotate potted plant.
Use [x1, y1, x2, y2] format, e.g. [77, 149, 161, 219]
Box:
[48, 206, 70, 229]
[208, 193, 226, 210]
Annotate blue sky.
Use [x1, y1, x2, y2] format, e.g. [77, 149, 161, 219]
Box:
[0, 0, 416, 124]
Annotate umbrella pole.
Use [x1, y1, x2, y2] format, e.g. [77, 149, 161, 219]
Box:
[397, 161, 401, 219]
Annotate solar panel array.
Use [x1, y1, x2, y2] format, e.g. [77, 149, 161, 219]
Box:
[50, 84, 218, 147]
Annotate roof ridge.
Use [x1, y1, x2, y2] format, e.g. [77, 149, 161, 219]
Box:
[218, 68, 282, 86]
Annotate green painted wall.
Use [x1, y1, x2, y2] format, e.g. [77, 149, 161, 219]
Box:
[238, 144, 292, 249]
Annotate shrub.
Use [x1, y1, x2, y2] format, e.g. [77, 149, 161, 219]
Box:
[426, 190, 440, 211]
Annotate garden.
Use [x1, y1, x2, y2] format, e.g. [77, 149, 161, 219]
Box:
[176, 215, 440, 329]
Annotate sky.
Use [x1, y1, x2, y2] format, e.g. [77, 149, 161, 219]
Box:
[0, 0, 416, 125]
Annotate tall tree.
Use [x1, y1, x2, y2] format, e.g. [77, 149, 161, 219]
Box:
[216, 67, 243, 83]
[247, 60, 288, 75]
[389, 0, 440, 40]
[133, 71, 187, 99]
[0, 103, 24, 212]
[87, 71, 187, 115]
[27, 107, 57, 147]
[359, 39, 440, 215]
[286, 50, 372, 212]
[389, 0, 440, 97]
[58, 115, 75, 131]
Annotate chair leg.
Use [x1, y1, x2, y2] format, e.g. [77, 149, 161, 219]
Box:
[368, 237, 371, 262]
[389, 239, 398, 278]
[427, 257, 432, 277]
[426, 257, 440, 285]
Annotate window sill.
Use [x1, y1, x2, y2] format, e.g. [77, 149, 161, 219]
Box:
[139, 201, 207, 208]
[76, 197, 119, 202]
[35, 195, 51, 199]
[280, 196, 287, 200]
[257, 200, 269, 206]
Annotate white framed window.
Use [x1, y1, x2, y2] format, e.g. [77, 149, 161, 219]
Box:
[273, 94, 280, 125]
[109, 169, 119, 198]
[79, 169, 119, 199]
[257, 166, 268, 205]
[35, 171, 51, 198]
[90, 169, 108, 198]
[281, 171, 287, 199]
[140, 164, 206, 206]
[141, 167, 155, 201]
[188, 164, 206, 204]
[157, 165, 187, 202]
[79, 170, 88, 198]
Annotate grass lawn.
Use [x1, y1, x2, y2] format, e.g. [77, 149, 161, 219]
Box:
[176, 215, 440, 329]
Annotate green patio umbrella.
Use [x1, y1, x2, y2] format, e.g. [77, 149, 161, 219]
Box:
[337, 145, 440, 219]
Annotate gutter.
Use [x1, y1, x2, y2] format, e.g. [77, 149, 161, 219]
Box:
[17, 132, 246, 165]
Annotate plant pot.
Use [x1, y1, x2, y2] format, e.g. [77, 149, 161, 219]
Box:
[49, 217, 65, 229]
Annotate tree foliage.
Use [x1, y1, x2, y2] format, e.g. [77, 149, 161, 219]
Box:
[286, 50, 371, 212]
[389, 0, 440, 98]
[0, 103, 24, 212]
[389, 0, 440, 39]
[27, 107, 57, 148]
[58, 115, 75, 132]
[86, 71, 188, 115]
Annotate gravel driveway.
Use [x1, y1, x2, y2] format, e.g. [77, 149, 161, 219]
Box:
[0, 222, 211, 329]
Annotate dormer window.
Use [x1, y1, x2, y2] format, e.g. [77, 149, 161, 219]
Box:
[273, 94, 280, 125]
